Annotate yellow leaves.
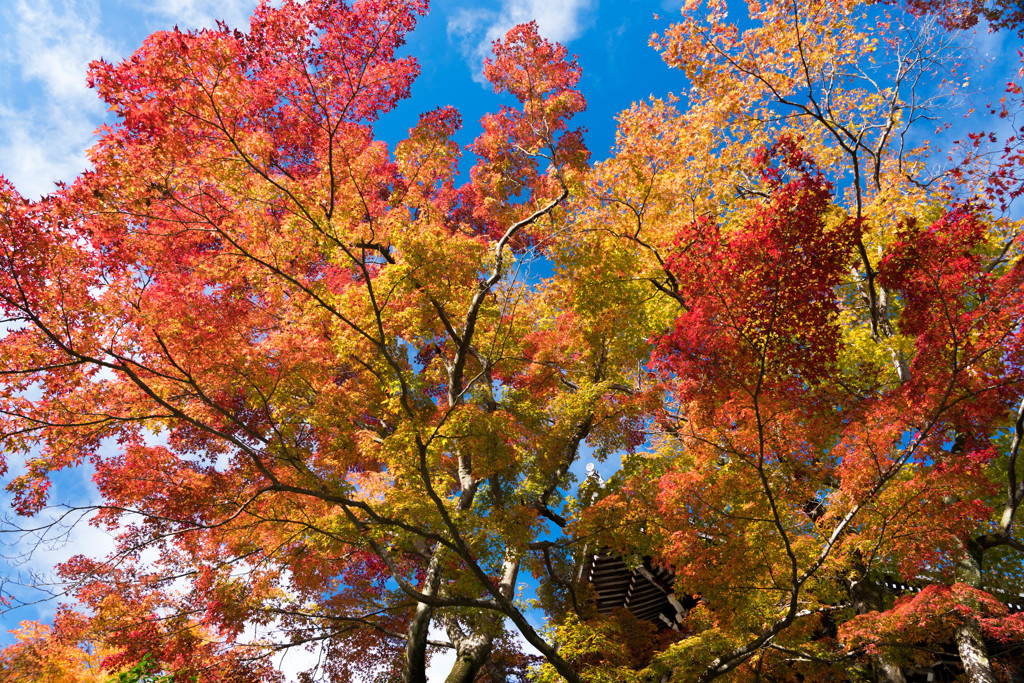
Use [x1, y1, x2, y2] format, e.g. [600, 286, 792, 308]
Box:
[440, 405, 516, 475]
[533, 612, 661, 683]
[836, 306, 914, 387]
[0, 621, 119, 683]
[645, 0, 960, 239]
[646, 624, 738, 682]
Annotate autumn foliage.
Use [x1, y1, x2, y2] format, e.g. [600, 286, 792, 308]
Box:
[1, 0, 1024, 681]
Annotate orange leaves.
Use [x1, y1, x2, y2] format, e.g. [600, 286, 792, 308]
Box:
[618, 116, 1022, 676]
[484, 23, 582, 108]
[654, 0, 861, 113]
[548, 0, 1024, 678]
[0, 619, 114, 683]
[3, 0, 1024, 678]
[394, 106, 462, 204]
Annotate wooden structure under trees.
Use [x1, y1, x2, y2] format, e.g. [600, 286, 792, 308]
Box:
[579, 552, 1024, 681]
[578, 552, 693, 628]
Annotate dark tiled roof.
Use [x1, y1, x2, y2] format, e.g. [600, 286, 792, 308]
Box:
[578, 551, 696, 629]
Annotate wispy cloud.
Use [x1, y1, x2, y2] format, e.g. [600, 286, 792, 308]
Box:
[0, 461, 116, 627]
[447, 0, 595, 83]
[0, 0, 262, 199]
[3, 0, 113, 102]
[0, 0, 116, 198]
[129, 0, 256, 31]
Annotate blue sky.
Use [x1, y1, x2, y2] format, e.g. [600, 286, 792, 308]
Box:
[0, 0, 686, 200]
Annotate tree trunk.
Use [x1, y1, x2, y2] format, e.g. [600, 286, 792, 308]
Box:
[485, 658, 508, 683]
[443, 640, 492, 683]
[442, 613, 495, 683]
[954, 540, 998, 683]
[442, 550, 522, 682]
[845, 552, 906, 683]
[955, 618, 997, 683]
[402, 551, 444, 683]
[404, 447, 484, 683]
[874, 657, 908, 683]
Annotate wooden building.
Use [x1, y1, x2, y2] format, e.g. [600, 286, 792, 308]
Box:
[574, 465, 1024, 681]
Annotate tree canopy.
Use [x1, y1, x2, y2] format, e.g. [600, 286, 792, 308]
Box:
[1, 0, 1024, 681]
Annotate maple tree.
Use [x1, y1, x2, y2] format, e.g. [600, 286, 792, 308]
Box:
[0, 0, 1023, 682]
[552, 0, 1024, 680]
[0, 619, 114, 683]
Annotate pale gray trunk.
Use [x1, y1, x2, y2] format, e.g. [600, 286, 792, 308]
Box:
[403, 438, 483, 683]
[440, 552, 521, 682]
[877, 284, 909, 382]
[955, 618, 997, 683]
[403, 602, 434, 683]
[954, 541, 998, 683]
[485, 658, 508, 683]
[874, 657, 908, 683]
[441, 610, 497, 683]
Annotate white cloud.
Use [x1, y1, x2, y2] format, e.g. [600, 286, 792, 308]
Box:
[128, 0, 256, 31]
[3, 0, 114, 103]
[0, 101, 100, 200]
[0, 0, 261, 199]
[0, 0, 116, 198]
[0, 463, 116, 627]
[447, 0, 595, 83]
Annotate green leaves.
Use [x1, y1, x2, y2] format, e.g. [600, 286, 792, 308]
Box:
[112, 655, 178, 683]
